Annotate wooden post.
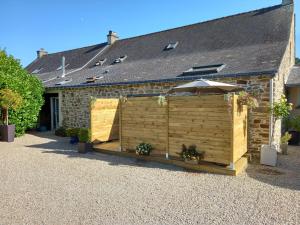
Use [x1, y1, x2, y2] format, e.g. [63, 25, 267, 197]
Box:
[166, 96, 169, 159]
[119, 99, 122, 151]
[228, 94, 236, 170]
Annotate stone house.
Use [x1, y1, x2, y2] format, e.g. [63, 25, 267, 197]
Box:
[26, 0, 296, 159]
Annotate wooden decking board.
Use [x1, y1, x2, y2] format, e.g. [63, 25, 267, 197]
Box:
[92, 146, 248, 176]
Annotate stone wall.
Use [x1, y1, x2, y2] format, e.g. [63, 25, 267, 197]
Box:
[272, 10, 295, 145]
[59, 75, 271, 158]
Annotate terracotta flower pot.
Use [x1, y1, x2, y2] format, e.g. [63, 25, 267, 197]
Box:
[0, 124, 15, 142]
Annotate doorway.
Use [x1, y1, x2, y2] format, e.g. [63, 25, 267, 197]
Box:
[50, 97, 59, 130]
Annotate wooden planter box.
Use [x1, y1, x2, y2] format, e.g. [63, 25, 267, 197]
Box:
[78, 142, 93, 153]
[0, 125, 15, 142]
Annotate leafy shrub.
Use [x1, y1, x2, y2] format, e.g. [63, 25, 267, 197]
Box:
[78, 128, 91, 143]
[270, 95, 293, 120]
[55, 127, 67, 137]
[0, 88, 23, 125]
[0, 50, 44, 136]
[66, 128, 80, 137]
[178, 144, 204, 161]
[281, 132, 292, 144]
[237, 91, 259, 109]
[136, 143, 152, 156]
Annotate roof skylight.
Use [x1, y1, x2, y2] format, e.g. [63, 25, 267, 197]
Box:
[32, 68, 43, 74]
[55, 79, 72, 86]
[180, 64, 225, 77]
[164, 41, 179, 50]
[86, 76, 104, 83]
[95, 58, 107, 66]
[114, 55, 127, 64]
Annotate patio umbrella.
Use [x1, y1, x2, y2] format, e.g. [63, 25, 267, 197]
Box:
[168, 79, 244, 94]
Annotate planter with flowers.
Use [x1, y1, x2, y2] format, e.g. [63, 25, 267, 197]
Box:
[261, 95, 292, 166]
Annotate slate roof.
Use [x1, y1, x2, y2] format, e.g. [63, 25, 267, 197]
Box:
[286, 66, 300, 86]
[26, 43, 107, 74]
[26, 3, 294, 88]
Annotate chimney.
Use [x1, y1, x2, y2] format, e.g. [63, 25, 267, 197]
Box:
[282, 0, 294, 5]
[61, 56, 66, 78]
[107, 31, 118, 45]
[37, 48, 48, 59]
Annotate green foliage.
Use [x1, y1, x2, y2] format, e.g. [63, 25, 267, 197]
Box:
[66, 128, 80, 137]
[157, 95, 167, 106]
[281, 132, 292, 144]
[270, 95, 292, 120]
[0, 50, 44, 135]
[296, 57, 300, 65]
[284, 115, 300, 132]
[78, 128, 91, 143]
[55, 127, 67, 137]
[237, 91, 259, 109]
[178, 144, 204, 161]
[0, 88, 23, 110]
[136, 143, 153, 156]
[0, 88, 23, 125]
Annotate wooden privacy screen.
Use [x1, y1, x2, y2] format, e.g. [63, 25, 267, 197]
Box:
[91, 95, 247, 165]
[168, 95, 247, 165]
[90, 99, 120, 143]
[120, 97, 168, 155]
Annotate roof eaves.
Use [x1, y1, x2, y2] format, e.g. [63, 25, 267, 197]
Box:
[46, 69, 277, 90]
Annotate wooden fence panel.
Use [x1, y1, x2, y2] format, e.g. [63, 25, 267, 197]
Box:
[168, 95, 233, 165]
[91, 94, 247, 165]
[90, 99, 120, 143]
[121, 97, 167, 155]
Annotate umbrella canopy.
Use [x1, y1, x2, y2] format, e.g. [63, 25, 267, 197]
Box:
[168, 79, 244, 94]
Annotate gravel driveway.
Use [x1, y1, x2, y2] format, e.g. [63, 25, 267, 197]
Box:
[0, 132, 299, 225]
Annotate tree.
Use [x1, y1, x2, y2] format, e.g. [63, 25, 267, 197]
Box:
[0, 50, 44, 136]
[0, 88, 23, 125]
[296, 57, 300, 65]
[270, 95, 292, 144]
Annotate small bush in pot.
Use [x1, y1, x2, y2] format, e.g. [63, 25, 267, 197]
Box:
[178, 144, 205, 164]
[136, 143, 152, 156]
[261, 95, 292, 166]
[78, 128, 92, 153]
[0, 88, 23, 142]
[280, 132, 291, 155]
[66, 128, 80, 144]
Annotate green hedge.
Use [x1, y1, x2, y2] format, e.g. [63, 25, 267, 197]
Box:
[0, 50, 44, 136]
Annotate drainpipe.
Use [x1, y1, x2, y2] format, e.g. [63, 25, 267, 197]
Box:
[269, 78, 274, 145]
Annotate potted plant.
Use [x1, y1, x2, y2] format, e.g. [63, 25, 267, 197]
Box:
[136, 143, 152, 156]
[261, 95, 292, 166]
[0, 88, 22, 142]
[237, 91, 259, 110]
[280, 132, 291, 155]
[78, 128, 92, 153]
[178, 144, 205, 165]
[66, 128, 80, 144]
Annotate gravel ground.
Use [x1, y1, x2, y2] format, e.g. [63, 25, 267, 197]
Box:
[0, 132, 299, 225]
